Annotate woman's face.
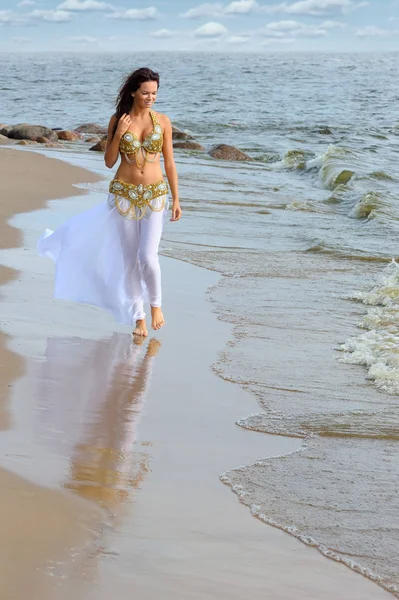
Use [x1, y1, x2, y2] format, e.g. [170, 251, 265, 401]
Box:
[133, 81, 158, 108]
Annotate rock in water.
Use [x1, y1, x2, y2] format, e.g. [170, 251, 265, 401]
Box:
[8, 124, 58, 143]
[76, 123, 107, 135]
[173, 141, 205, 151]
[57, 130, 82, 141]
[89, 138, 107, 152]
[172, 125, 192, 140]
[209, 144, 253, 162]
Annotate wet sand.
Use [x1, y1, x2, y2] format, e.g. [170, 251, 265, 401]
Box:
[0, 148, 103, 600]
[0, 148, 393, 599]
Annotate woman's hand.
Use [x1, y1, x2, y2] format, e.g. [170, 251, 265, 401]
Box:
[170, 201, 182, 222]
[116, 113, 131, 137]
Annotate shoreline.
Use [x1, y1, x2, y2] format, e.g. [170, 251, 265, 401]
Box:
[0, 147, 394, 599]
[0, 148, 104, 600]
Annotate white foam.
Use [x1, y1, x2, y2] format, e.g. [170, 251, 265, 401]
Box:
[340, 260, 399, 395]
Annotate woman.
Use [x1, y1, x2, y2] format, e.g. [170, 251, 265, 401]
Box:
[38, 67, 181, 336]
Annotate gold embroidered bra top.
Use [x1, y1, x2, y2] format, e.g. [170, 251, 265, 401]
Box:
[119, 110, 163, 155]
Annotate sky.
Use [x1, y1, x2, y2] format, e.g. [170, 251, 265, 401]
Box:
[0, 0, 398, 52]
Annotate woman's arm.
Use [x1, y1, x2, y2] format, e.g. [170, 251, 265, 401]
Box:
[104, 114, 131, 169]
[162, 116, 182, 222]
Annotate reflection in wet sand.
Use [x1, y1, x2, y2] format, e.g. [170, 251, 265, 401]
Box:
[35, 334, 161, 512]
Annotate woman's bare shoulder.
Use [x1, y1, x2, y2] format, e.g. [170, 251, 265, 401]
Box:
[154, 111, 171, 126]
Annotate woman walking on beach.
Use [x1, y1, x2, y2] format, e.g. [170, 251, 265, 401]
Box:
[39, 67, 181, 336]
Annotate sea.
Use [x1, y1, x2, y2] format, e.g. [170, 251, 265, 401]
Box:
[1, 51, 399, 596]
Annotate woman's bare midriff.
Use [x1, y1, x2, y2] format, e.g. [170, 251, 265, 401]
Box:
[115, 154, 164, 185]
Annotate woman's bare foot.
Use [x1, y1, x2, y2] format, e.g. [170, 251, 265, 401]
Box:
[133, 318, 148, 337]
[151, 306, 165, 331]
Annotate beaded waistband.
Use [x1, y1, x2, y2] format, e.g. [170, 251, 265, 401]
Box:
[109, 178, 168, 220]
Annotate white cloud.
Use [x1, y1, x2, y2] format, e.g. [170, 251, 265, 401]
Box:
[0, 10, 14, 22]
[105, 7, 158, 20]
[30, 9, 72, 21]
[18, 0, 36, 6]
[263, 0, 369, 16]
[180, 3, 223, 18]
[227, 34, 250, 43]
[355, 25, 391, 37]
[193, 21, 228, 36]
[0, 9, 28, 23]
[150, 28, 176, 38]
[58, 0, 111, 11]
[262, 19, 327, 36]
[225, 0, 258, 14]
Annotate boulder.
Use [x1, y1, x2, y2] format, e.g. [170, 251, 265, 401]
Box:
[76, 123, 107, 135]
[172, 125, 192, 140]
[208, 144, 253, 162]
[16, 139, 38, 145]
[33, 136, 50, 143]
[0, 134, 13, 145]
[8, 124, 58, 143]
[86, 136, 101, 143]
[89, 138, 107, 152]
[317, 127, 333, 135]
[57, 130, 82, 141]
[0, 125, 14, 137]
[173, 141, 205, 151]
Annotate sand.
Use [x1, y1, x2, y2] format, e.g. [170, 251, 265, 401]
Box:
[0, 148, 103, 600]
[0, 147, 393, 599]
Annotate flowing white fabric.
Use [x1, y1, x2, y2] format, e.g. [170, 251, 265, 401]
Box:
[38, 193, 168, 324]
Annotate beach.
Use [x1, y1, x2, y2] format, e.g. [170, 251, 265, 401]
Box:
[0, 146, 395, 599]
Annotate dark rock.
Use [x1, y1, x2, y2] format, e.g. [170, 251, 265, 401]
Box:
[0, 125, 13, 137]
[172, 125, 192, 140]
[89, 138, 107, 152]
[33, 136, 50, 143]
[208, 144, 253, 162]
[76, 123, 107, 135]
[57, 130, 83, 141]
[173, 141, 205, 151]
[317, 127, 333, 135]
[8, 124, 58, 143]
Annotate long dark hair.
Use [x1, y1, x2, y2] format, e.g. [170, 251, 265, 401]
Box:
[112, 67, 160, 138]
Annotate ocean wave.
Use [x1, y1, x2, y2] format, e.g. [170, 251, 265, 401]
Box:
[339, 260, 399, 395]
[309, 145, 357, 190]
[284, 200, 320, 212]
[304, 243, 390, 262]
[348, 191, 385, 219]
[279, 149, 315, 170]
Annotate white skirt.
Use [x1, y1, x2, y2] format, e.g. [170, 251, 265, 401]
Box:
[38, 194, 168, 325]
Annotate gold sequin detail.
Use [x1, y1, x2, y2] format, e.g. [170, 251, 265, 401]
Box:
[109, 178, 168, 220]
[119, 110, 163, 155]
